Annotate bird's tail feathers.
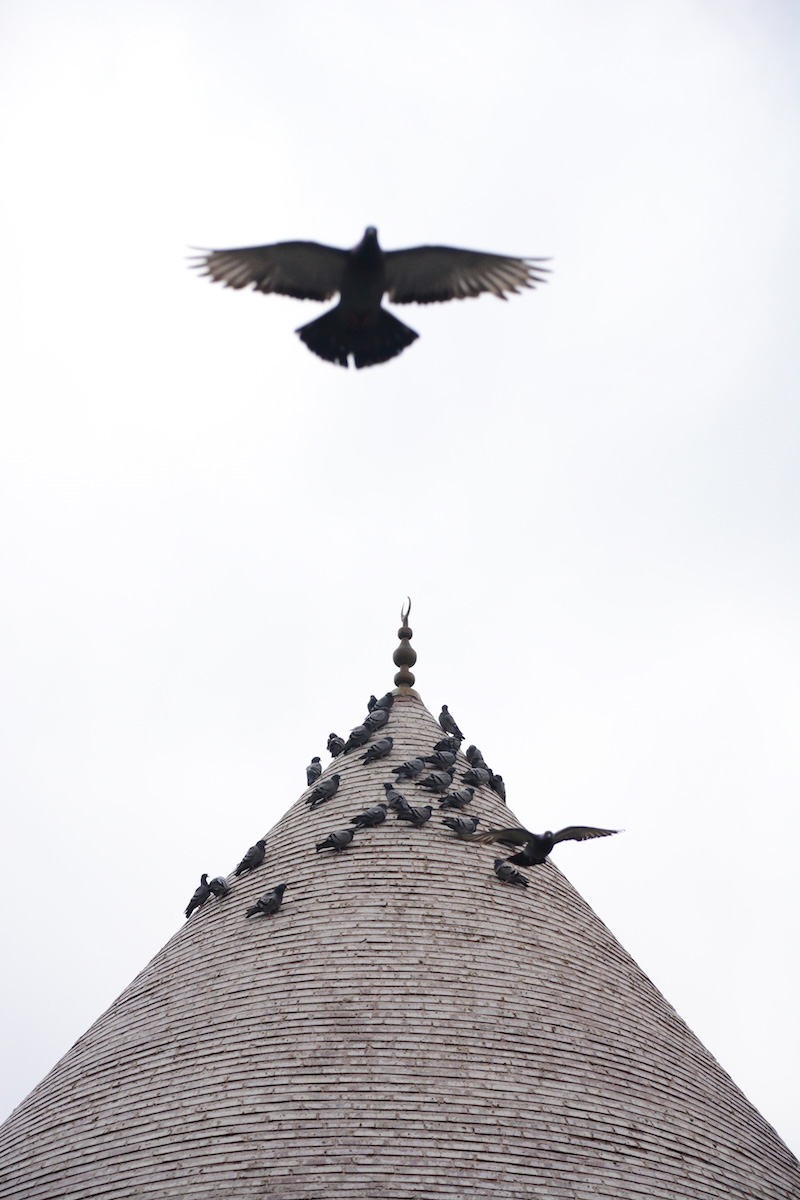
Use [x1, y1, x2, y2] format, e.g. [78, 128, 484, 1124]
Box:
[296, 306, 418, 369]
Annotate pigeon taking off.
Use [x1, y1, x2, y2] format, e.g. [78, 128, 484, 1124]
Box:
[473, 825, 620, 866]
[234, 839, 267, 876]
[396, 803, 433, 828]
[441, 815, 481, 837]
[391, 757, 427, 780]
[306, 774, 341, 808]
[439, 787, 475, 809]
[306, 756, 322, 786]
[316, 828, 355, 853]
[184, 874, 211, 918]
[327, 733, 345, 757]
[493, 858, 529, 888]
[208, 876, 231, 898]
[245, 883, 288, 919]
[193, 228, 549, 369]
[438, 705, 464, 740]
[350, 803, 388, 828]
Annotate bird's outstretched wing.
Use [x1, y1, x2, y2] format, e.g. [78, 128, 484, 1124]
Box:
[384, 247, 549, 304]
[470, 826, 531, 846]
[191, 241, 349, 301]
[551, 826, 620, 844]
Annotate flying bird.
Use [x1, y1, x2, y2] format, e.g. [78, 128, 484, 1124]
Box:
[493, 858, 529, 888]
[306, 756, 322, 785]
[441, 815, 481, 838]
[184, 874, 211, 918]
[350, 803, 388, 828]
[473, 825, 620, 866]
[316, 829, 355, 853]
[438, 706, 464, 740]
[306, 774, 341, 808]
[234, 839, 267, 876]
[192, 227, 549, 369]
[207, 876, 230, 898]
[361, 736, 393, 764]
[327, 733, 345, 757]
[245, 883, 288, 919]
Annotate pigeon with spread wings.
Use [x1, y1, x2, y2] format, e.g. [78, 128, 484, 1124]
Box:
[471, 825, 620, 866]
[192, 227, 549, 369]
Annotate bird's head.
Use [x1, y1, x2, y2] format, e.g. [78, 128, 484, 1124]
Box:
[364, 226, 378, 240]
[257, 839, 267, 849]
[200, 873, 208, 883]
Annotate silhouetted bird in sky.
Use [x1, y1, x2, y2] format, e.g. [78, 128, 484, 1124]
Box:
[184, 873, 211, 918]
[192, 227, 549, 369]
[234, 839, 267, 876]
[474, 825, 620, 866]
[245, 883, 288, 919]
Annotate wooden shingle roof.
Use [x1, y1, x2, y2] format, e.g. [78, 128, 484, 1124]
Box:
[0, 691, 798, 1199]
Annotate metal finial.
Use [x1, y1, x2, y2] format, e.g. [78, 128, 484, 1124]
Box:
[393, 597, 417, 689]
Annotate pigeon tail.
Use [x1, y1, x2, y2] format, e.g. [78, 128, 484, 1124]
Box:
[296, 305, 418, 369]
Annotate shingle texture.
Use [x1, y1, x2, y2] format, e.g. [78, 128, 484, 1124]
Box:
[1, 692, 798, 1199]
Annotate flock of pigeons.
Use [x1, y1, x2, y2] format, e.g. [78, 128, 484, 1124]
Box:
[184, 696, 619, 921]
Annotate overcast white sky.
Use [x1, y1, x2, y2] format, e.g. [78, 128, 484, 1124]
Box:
[1, 0, 798, 1157]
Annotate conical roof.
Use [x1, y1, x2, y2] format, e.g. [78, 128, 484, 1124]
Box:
[1, 690, 797, 1199]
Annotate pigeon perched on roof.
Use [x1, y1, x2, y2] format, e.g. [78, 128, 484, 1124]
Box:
[382, 782, 408, 810]
[343, 725, 372, 753]
[416, 768, 455, 793]
[441, 815, 481, 838]
[465, 745, 488, 768]
[306, 756, 322, 786]
[316, 828, 355, 853]
[433, 735, 462, 753]
[234, 839, 267, 876]
[361, 736, 393, 764]
[473, 825, 620, 866]
[391, 757, 427, 780]
[493, 859, 529, 888]
[193, 227, 549, 370]
[489, 773, 506, 801]
[438, 705, 464, 740]
[364, 707, 390, 731]
[395, 803, 433, 828]
[208, 876, 231, 898]
[373, 692, 394, 711]
[350, 803, 388, 828]
[463, 766, 493, 787]
[327, 733, 345, 757]
[367, 695, 378, 711]
[424, 750, 458, 771]
[438, 786, 475, 809]
[245, 883, 288, 918]
[306, 774, 341, 808]
[184, 874, 211, 918]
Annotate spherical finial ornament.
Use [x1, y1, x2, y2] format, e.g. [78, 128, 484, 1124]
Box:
[393, 598, 416, 688]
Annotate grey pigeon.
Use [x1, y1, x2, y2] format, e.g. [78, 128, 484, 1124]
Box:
[396, 803, 433, 828]
[364, 707, 390, 731]
[463, 766, 493, 787]
[361, 736, 393, 764]
[184, 873, 211, 918]
[373, 692, 394, 711]
[343, 725, 372, 753]
[474, 824, 620, 866]
[494, 858, 529, 888]
[350, 803, 388, 828]
[193, 228, 548, 369]
[391, 757, 427, 780]
[316, 828, 355, 853]
[382, 782, 408, 810]
[416, 768, 455, 793]
[306, 774, 341, 808]
[327, 733, 345, 757]
[306, 756, 322, 785]
[438, 705, 464, 740]
[465, 745, 487, 767]
[245, 882, 288, 918]
[234, 839, 267, 876]
[489, 773, 506, 801]
[424, 750, 458, 770]
[439, 786, 475, 809]
[441, 815, 481, 837]
[433, 735, 462, 753]
[367, 695, 378, 711]
[207, 876, 231, 898]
